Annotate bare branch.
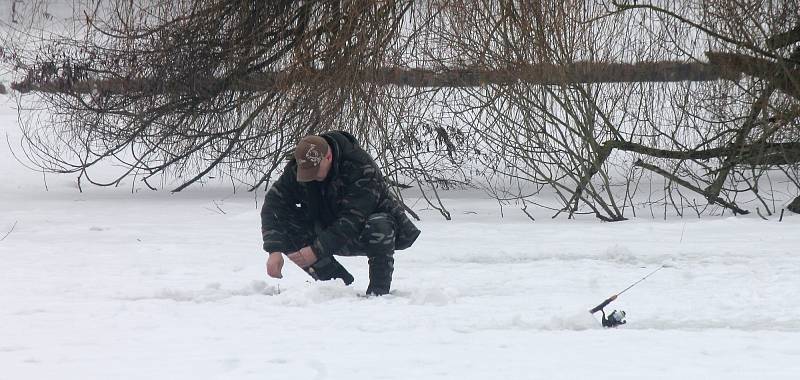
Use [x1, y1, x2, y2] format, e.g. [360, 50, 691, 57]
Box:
[1, 221, 18, 242]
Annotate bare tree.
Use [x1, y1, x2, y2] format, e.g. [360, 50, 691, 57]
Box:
[415, 0, 800, 220]
[7, 0, 417, 192]
[3, 0, 798, 220]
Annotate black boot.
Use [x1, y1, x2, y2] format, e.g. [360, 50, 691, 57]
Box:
[366, 254, 394, 296]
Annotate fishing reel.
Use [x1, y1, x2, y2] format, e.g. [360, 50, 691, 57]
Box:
[601, 309, 627, 328]
[589, 265, 667, 328]
[589, 295, 627, 328]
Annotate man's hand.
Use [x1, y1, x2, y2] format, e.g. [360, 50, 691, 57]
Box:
[266, 252, 284, 278]
[287, 246, 318, 268]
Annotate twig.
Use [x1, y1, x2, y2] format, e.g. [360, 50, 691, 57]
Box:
[520, 200, 536, 222]
[1, 221, 18, 242]
[203, 201, 227, 215]
[214, 200, 227, 214]
[401, 201, 420, 221]
[679, 222, 686, 243]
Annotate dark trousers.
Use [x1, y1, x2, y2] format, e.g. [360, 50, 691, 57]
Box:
[281, 212, 396, 290]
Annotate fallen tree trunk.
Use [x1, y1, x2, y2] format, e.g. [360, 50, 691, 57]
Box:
[634, 159, 750, 215]
[11, 61, 734, 95]
[604, 140, 800, 165]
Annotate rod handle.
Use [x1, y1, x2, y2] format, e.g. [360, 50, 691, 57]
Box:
[589, 294, 618, 314]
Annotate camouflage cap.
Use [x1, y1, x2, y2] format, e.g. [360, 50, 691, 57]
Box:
[294, 135, 330, 182]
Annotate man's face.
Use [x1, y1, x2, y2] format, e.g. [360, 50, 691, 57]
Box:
[314, 150, 333, 181]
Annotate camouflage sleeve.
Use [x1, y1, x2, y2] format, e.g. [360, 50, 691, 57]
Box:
[312, 162, 380, 257]
[261, 163, 301, 253]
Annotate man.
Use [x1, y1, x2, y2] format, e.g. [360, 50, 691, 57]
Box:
[261, 131, 420, 296]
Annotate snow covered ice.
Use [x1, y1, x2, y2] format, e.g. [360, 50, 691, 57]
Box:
[1, 101, 800, 379]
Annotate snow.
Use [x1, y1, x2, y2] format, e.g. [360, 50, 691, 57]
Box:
[2, 98, 800, 379]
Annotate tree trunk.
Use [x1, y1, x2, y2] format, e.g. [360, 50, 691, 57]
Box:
[788, 196, 800, 214]
[11, 61, 732, 95]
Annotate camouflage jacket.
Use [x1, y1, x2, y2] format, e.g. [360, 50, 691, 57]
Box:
[261, 131, 420, 257]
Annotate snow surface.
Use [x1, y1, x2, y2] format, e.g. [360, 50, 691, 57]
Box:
[1, 97, 800, 379]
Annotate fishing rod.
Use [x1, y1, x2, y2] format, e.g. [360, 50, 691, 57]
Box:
[589, 265, 667, 328]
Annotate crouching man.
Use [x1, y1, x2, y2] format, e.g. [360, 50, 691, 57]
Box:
[261, 131, 420, 296]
